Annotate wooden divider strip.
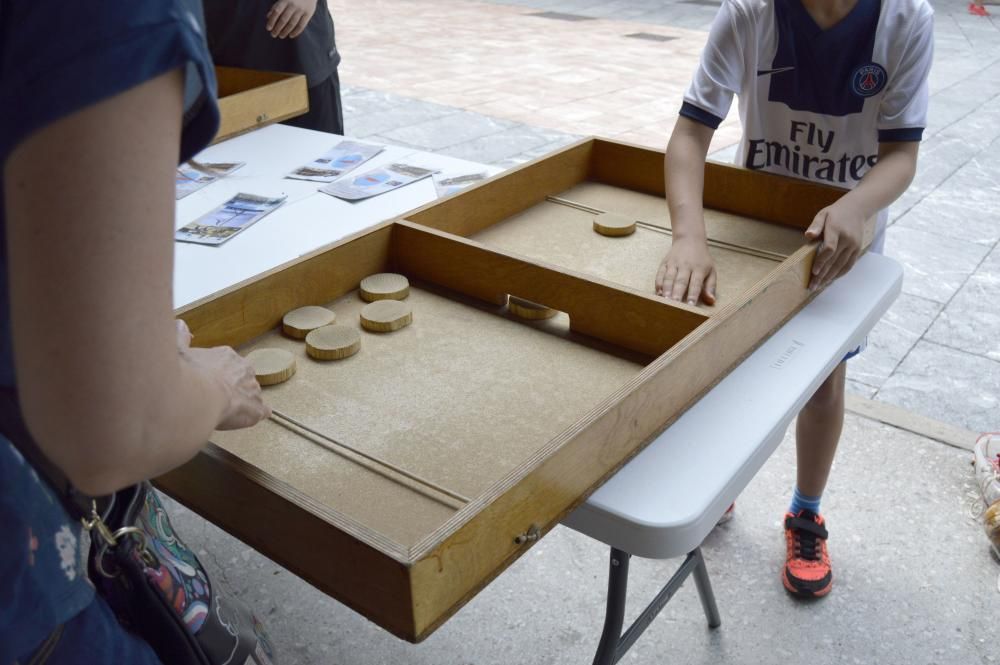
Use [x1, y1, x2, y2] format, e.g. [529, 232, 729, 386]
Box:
[389, 221, 708, 358]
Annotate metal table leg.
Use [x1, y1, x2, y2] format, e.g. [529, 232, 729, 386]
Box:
[591, 547, 721, 665]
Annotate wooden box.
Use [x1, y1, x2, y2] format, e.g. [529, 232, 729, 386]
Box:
[213, 66, 308, 144]
[158, 139, 873, 642]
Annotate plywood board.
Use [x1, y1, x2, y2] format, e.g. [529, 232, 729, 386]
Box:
[471, 198, 779, 310]
[212, 284, 642, 548]
[560, 181, 807, 257]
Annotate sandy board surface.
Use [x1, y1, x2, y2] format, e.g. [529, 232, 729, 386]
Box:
[472, 188, 795, 311]
[212, 285, 641, 548]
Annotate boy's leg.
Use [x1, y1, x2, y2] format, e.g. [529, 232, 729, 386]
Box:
[783, 361, 846, 598]
[796, 361, 846, 496]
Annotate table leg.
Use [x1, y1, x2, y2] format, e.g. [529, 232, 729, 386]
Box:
[692, 548, 722, 628]
[590, 547, 722, 665]
[592, 548, 630, 665]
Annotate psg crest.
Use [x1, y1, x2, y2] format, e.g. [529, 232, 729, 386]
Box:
[850, 63, 888, 98]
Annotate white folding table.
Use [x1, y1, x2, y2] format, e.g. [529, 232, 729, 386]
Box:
[562, 252, 903, 665]
[174, 124, 500, 307]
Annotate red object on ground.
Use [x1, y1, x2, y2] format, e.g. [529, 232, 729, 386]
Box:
[969, 2, 990, 16]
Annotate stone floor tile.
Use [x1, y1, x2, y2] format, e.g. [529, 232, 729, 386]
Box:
[924, 92, 977, 137]
[847, 292, 943, 387]
[344, 100, 462, 139]
[493, 136, 585, 168]
[380, 111, 517, 151]
[884, 225, 991, 303]
[937, 92, 1000, 146]
[436, 124, 570, 164]
[894, 195, 1000, 246]
[931, 153, 1000, 210]
[925, 244, 1000, 362]
[876, 340, 1000, 432]
[905, 134, 980, 201]
[846, 378, 878, 399]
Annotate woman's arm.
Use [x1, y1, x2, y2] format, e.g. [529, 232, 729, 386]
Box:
[4, 69, 268, 495]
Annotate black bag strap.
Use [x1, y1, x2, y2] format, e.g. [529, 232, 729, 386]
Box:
[0, 388, 95, 520]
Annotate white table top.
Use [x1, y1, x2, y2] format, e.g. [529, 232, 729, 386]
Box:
[562, 252, 903, 559]
[174, 124, 501, 308]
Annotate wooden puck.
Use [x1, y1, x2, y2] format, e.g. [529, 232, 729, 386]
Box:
[305, 325, 361, 360]
[593, 212, 637, 237]
[360, 273, 410, 302]
[283, 306, 336, 339]
[360, 300, 412, 332]
[508, 295, 558, 320]
[247, 348, 296, 386]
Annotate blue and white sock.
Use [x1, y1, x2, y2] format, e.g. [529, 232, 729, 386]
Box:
[789, 486, 822, 516]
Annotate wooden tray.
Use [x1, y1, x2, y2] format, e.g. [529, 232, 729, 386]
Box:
[213, 66, 308, 144]
[158, 138, 874, 642]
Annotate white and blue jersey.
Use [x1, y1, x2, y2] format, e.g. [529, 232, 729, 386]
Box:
[681, 0, 934, 252]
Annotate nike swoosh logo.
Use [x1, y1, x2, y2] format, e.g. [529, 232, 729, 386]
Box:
[756, 66, 795, 76]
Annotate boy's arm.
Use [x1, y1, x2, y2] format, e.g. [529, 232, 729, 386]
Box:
[267, 0, 317, 39]
[656, 117, 718, 305]
[806, 141, 918, 291]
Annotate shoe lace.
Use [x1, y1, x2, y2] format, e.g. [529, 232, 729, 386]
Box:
[787, 510, 828, 561]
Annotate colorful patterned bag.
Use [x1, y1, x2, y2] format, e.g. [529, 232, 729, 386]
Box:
[88, 482, 276, 665]
[0, 390, 277, 665]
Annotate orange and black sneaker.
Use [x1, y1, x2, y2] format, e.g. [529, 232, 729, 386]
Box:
[782, 509, 832, 598]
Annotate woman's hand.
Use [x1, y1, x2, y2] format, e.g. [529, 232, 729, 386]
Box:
[655, 237, 717, 306]
[176, 320, 271, 430]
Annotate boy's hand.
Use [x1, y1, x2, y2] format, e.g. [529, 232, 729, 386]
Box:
[804, 201, 865, 292]
[267, 0, 317, 39]
[655, 237, 717, 306]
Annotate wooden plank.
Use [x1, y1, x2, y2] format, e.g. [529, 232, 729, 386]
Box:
[588, 138, 847, 231]
[213, 66, 309, 144]
[177, 223, 394, 348]
[407, 243, 821, 639]
[404, 139, 594, 237]
[154, 444, 420, 640]
[389, 221, 708, 358]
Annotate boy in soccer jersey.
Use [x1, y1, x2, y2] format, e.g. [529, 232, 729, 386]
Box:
[655, 0, 933, 598]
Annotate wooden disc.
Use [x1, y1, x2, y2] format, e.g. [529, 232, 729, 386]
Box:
[283, 306, 336, 339]
[247, 348, 296, 386]
[360, 273, 410, 302]
[508, 295, 558, 320]
[305, 325, 361, 360]
[593, 212, 637, 237]
[360, 300, 413, 332]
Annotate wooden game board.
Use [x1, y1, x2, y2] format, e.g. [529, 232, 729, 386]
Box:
[214, 66, 308, 143]
[157, 138, 875, 642]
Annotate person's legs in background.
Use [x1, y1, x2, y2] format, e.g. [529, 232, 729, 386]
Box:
[283, 70, 344, 135]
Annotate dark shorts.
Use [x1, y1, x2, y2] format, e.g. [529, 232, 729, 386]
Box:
[282, 70, 344, 135]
